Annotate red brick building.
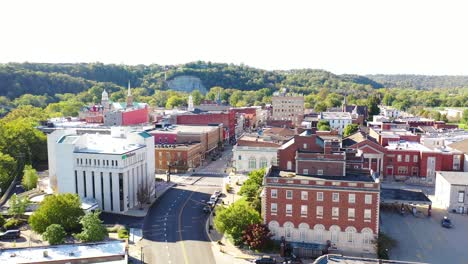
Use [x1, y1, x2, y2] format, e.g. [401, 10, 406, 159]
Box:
[267, 130, 379, 254]
[176, 110, 235, 142]
[154, 143, 202, 173]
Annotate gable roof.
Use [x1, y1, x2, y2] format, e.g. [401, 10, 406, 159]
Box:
[342, 132, 367, 147]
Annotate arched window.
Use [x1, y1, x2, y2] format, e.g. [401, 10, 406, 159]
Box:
[260, 157, 268, 168]
[298, 223, 309, 242]
[268, 221, 280, 239]
[248, 157, 257, 169]
[330, 225, 341, 244]
[314, 224, 325, 242]
[345, 227, 357, 244]
[284, 222, 294, 241]
[362, 228, 373, 245]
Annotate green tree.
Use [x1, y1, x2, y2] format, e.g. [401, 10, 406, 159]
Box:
[367, 94, 380, 118]
[462, 109, 468, 125]
[75, 211, 107, 242]
[0, 214, 5, 227]
[190, 90, 204, 105]
[382, 93, 394, 106]
[165, 95, 186, 109]
[317, 120, 331, 131]
[0, 152, 16, 194]
[238, 169, 265, 201]
[214, 200, 261, 245]
[29, 193, 84, 234]
[343, 124, 359, 137]
[22, 165, 38, 190]
[314, 102, 327, 112]
[229, 91, 243, 106]
[8, 193, 30, 218]
[42, 224, 67, 245]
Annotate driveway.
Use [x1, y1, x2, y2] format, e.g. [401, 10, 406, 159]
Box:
[380, 206, 468, 264]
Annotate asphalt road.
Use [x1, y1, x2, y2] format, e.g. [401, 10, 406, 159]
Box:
[141, 184, 220, 264]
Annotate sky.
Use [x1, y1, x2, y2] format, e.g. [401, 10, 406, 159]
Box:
[1, 0, 468, 75]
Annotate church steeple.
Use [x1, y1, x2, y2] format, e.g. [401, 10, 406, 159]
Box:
[126, 81, 133, 108]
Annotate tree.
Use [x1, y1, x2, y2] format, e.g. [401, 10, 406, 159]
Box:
[382, 93, 394, 106]
[190, 90, 204, 105]
[242, 223, 273, 250]
[42, 224, 66, 245]
[29, 193, 84, 234]
[314, 102, 327, 112]
[0, 152, 16, 194]
[317, 120, 331, 131]
[343, 124, 359, 137]
[462, 109, 468, 125]
[22, 165, 38, 190]
[75, 211, 107, 242]
[8, 193, 30, 218]
[165, 95, 186, 109]
[238, 169, 264, 201]
[214, 200, 261, 245]
[367, 94, 380, 118]
[137, 182, 154, 209]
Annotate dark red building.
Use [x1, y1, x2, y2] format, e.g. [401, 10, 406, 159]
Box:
[176, 110, 235, 142]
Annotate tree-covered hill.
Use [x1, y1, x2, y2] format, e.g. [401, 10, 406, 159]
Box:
[367, 74, 468, 90]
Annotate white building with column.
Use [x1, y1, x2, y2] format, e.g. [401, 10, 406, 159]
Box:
[232, 134, 281, 173]
[47, 127, 155, 213]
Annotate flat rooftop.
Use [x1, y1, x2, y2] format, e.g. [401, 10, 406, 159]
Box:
[321, 112, 352, 119]
[380, 188, 431, 205]
[437, 171, 468, 185]
[237, 135, 282, 148]
[59, 133, 145, 155]
[268, 167, 375, 183]
[150, 124, 219, 134]
[0, 241, 126, 263]
[386, 141, 432, 152]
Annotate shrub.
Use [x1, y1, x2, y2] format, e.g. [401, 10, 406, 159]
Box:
[118, 228, 129, 239]
[75, 211, 107, 242]
[0, 214, 5, 227]
[42, 224, 66, 245]
[107, 224, 125, 233]
[4, 218, 22, 230]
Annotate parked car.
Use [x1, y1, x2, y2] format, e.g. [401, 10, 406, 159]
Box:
[0, 230, 21, 240]
[203, 205, 212, 213]
[210, 195, 218, 203]
[207, 200, 215, 207]
[214, 190, 221, 197]
[255, 256, 276, 264]
[441, 216, 453, 228]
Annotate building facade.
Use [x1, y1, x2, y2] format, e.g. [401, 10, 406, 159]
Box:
[232, 135, 281, 173]
[435, 171, 468, 213]
[319, 112, 352, 135]
[271, 95, 304, 126]
[47, 127, 155, 213]
[155, 143, 202, 173]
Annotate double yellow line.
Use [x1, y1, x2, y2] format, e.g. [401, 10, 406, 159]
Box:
[178, 188, 197, 264]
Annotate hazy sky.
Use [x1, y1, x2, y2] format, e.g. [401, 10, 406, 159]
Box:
[1, 0, 467, 75]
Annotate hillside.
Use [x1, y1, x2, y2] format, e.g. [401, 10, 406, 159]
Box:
[367, 74, 468, 90]
[1, 61, 382, 99]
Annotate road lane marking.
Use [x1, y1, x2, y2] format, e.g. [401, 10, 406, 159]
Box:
[178, 187, 197, 264]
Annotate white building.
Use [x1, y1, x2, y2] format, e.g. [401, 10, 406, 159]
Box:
[271, 95, 304, 125]
[435, 171, 468, 213]
[232, 135, 281, 173]
[379, 106, 401, 118]
[48, 127, 155, 213]
[319, 112, 352, 134]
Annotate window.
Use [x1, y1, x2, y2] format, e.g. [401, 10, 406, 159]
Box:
[271, 189, 277, 198]
[348, 208, 355, 219]
[286, 204, 292, 215]
[260, 158, 268, 168]
[271, 203, 277, 214]
[398, 166, 408, 174]
[100, 172, 104, 211]
[412, 167, 419, 176]
[364, 209, 372, 220]
[286, 190, 293, 199]
[287, 161, 292, 170]
[346, 227, 356, 243]
[397, 155, 402, 162]
[91, 172, 95, 199]
[316, 206, 323, 218]
[83, 171, 87, 197]
[115, 160, 118, 166]
[303, 143, 308, 149]
[413, 155, 418, 163]
[365, 194, 372, 204]
[238, 155, 241, 160]
[317, 169, 323, 175]
[301, 205, 308, 216]
[332, 207, 339, 217]
[348, 193, 355, 203]
[405, 155, 410, 162]
[248, 157, 256, 169]
[317, 192, 324, 201]
[332, 193, 339, 202]
[74, 170, 78, 194]
[454, 155, 461, 170]
[111, 160, 114, 166]
[109, 172, 113, 211]
[458, 191, 465, 203]
[301, 191, 308, 200]
[303, 169, 309, 175]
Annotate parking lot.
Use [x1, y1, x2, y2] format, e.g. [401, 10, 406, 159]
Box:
[380, 205, 468, 264]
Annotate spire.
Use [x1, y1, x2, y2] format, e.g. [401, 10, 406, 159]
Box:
[188, 95, 194, 112]
[127, 80, 132, 96]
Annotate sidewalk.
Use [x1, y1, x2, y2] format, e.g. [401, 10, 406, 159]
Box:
[112, 181, 175, 217]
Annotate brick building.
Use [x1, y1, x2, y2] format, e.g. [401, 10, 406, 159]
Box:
[154, 143, 202, 173]
[268, 130, 380, 254]
[271, 94, 304, 126]
[176, 110, 235, 142]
